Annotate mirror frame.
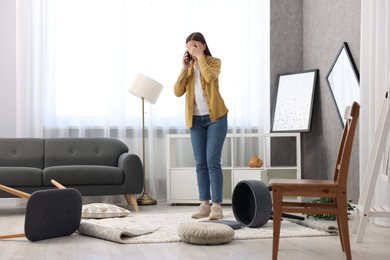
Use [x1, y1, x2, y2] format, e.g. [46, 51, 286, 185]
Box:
[326, 42, 360, 126]
[271, 69, 318, 133]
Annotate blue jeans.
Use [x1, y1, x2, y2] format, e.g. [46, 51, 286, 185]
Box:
[190, 114, 228, 203]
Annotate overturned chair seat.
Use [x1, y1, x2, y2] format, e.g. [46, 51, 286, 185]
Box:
[0, 180, 82, 242]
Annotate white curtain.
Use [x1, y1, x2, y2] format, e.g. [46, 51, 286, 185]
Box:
[360, 0, 390, 226]
[16, 0, 270, 201]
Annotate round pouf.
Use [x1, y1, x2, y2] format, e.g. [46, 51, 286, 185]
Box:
[177, 222, 234, 245]
[232, 180, 272, 228]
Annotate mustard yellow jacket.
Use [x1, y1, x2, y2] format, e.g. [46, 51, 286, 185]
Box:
[174, 55, 228, 128]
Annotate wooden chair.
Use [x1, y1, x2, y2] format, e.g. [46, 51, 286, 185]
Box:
[0, 180, 82, 241]
[269, 102, 360, 260]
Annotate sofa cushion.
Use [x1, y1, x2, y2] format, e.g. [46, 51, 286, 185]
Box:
[0, 138, 44, 169]
[43, 165, 123, 186]
[0, 167, 43, 186]
[44, 138, 128, 167]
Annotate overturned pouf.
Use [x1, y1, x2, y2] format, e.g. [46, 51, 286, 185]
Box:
[232, 180, 272, 228]
[177, 222, 234, 245]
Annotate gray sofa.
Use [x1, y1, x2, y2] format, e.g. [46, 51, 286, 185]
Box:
[0, 138, 143, 211]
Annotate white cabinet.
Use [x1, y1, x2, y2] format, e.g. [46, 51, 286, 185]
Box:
[170, 169, 198, 201]
[233, 169, 269, 187]
[166, 133, 301, 204]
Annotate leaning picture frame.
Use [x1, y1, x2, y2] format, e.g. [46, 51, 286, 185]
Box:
[271, 69, 318, 133]
[326, 42, 360, 126]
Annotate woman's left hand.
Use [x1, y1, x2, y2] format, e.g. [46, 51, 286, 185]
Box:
[186, 42, 205, 59]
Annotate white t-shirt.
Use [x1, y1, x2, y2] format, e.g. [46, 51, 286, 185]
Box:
[193, 64, 209, 115]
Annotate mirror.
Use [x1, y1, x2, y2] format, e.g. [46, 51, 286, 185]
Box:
[271, 69, 318, 132]
[326, 42, 360, 126]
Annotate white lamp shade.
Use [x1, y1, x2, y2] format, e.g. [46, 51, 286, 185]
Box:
[129, 73, 163, 104]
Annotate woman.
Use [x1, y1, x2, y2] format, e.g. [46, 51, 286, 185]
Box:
[174, 32, 228, 220]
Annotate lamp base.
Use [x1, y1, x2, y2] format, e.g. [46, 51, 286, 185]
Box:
[137, 192, 157, 205]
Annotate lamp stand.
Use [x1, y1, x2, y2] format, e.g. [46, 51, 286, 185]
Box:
[137, 97, 157, 206]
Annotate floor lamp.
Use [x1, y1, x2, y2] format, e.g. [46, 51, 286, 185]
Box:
[129, 73, 163, 205]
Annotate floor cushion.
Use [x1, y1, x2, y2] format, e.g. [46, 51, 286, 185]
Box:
[81, 203, 130, 219]
[177, 222, 234, 245]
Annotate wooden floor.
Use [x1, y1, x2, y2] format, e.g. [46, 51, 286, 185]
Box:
[0, 201, 389, 260]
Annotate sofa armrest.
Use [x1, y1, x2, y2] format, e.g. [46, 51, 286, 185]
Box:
[118, 153, 144, 194]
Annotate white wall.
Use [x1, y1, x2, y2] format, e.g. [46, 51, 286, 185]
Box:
[0, 0, 17, 137]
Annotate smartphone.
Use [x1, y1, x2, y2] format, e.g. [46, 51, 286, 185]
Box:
[186, 51, 192, 64]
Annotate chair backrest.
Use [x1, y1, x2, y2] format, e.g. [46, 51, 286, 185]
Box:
[25, 188, 82, 241]
[333, 102, 360, 190]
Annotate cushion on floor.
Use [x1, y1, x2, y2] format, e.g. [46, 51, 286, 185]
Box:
[81, 203, 131, 219]
[177, 222, 234, 245]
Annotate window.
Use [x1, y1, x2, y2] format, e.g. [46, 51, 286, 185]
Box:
[37, 0, 269, 129]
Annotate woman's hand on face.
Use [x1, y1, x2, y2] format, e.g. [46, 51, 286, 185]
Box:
[186, 41, 205, 59]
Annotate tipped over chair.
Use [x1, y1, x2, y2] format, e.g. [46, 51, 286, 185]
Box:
[0, 179, 82, 242]
[269, 102, 360, 260]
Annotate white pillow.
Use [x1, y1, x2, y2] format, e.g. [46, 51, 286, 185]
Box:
[82, 203, 131, 219]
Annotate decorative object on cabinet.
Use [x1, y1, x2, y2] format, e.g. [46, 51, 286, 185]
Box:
[271, 69, 318, 132]
[129, 73, 163, 206]
[248, 154, 263, 168]
[326, 42, 360, 126]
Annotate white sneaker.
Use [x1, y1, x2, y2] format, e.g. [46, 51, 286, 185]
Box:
[191, 204, 211, 219]
[209, 204, 224, 220]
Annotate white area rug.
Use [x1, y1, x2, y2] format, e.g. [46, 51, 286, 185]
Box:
[78, 211, 336, 244]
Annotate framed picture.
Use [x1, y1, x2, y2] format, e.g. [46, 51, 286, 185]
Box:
[271, 69, 318, 132]
[326, 42, 360, 126]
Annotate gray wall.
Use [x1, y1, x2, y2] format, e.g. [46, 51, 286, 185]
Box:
[270, 0, 361, 202]
[270, 0, 303, 100]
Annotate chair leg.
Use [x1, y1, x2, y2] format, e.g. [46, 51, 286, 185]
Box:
[336, 215, 345, 252]
[124, 194, 140, 212]
[0, 184, 30, 199]
[51, 179, 66, 189]
[0, 233, 26, 239]
[272, 188, 283, 260]
[337, 205, 352, 260]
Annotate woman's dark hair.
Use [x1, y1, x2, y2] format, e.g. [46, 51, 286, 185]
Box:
[186, 32, 212, 57]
